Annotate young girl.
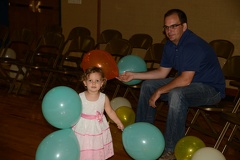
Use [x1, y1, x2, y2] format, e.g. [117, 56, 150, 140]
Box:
[72, 66, 124, 160]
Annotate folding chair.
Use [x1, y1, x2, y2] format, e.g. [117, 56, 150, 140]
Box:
[185, 56, 240, 149]
[95, 29, 122, 49]
[217, 111, 240, 153]
[209, 39, 234, 68]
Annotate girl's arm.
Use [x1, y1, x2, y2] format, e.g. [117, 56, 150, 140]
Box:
[104, 95, 124, 131]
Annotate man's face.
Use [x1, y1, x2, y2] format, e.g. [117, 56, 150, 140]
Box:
[164, 13, 187, 45]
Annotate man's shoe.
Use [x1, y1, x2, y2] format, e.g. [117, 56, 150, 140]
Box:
[158, 151, 176, 160]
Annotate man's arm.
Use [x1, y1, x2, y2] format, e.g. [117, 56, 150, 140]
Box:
[149, 71, 195, 107]
[117, 66, 172, 82]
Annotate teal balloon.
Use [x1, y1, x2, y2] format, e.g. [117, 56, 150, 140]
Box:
[42, 86, 82, 129]
[122, 122, 165, 160]
[36, 129, 80, 160]
[118, 55, 147, 85]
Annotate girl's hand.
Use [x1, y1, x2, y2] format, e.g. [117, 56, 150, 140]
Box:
[117, 123, 124, 131]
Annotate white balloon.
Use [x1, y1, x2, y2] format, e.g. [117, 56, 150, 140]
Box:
[192, 147, 226, 160]
[1, 48, 16, 59]
[110, 97, 132, 110]
[9, 64, 27, 80]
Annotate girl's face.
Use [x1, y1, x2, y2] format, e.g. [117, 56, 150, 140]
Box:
[83, 72, 104, 92]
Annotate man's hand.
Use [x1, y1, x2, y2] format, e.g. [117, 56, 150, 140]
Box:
[149, 90, 161, 108]
[116, 71, 134, 82]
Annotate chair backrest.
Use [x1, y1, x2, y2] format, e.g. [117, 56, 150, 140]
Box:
[144, 43, 164, 70]
[36, 32, 64, 50]
[96, 29, 122, 49]
[209, 39, 234, 68]
[61, 35, 95, 69]
[62, 27, 91, 54]
[3, 28, 35, 61]
[66, 27, 91, 41]
[128, 33, 153, 58]
[209, 39, 234, 59]
[31, 32, 65, 68]
[145, 43, 164, 61]
[129, 33, 153, 50]
[222, 56, 240, 81]
[68, 36, 95, 53]
[104, 38, 132, 62]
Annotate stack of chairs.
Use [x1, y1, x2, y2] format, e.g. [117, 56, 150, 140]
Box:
[0, 26, 97, 99]
[16, 31, 65, 99]
[0, 27, 35, 93]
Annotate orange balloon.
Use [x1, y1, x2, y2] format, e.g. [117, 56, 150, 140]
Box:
[81, 50, 118, 80]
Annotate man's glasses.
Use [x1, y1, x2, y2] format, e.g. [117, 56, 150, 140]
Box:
[163, 24, 182, 30]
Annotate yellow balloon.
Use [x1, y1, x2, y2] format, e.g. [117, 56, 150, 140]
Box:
[175, 136, 206, 160]
[115, 106, 135, 127]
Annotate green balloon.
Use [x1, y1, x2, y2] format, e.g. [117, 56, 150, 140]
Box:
[118, 55, 147, 85]
[36, 129, 80, 160]
[42, 86, 82, 129]
[122, 122, 165, 160]
[175, 136, 206, 160]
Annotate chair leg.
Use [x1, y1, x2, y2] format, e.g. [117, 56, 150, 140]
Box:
[123, 87, 139, 103]
[215, 98, 240, 149]
[185, 109, 201, 135]
[112, 84, 120, 99]
[222, 124, 239, 153]
[39, 72, 54, 100]
[214, 121, 231, 149]
[200, 110, 218, 134]
[186, 109, 219, 138]
[15, 69, 29, 95]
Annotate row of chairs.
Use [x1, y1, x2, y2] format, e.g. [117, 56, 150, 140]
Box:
[0, 26, 94, 99]
[0, 25, 156, 100]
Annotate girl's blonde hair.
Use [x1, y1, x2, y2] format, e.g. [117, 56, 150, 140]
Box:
[81, 66, 107, 91]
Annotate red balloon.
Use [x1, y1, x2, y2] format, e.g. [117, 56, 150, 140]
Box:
[81, 50, 118, 80]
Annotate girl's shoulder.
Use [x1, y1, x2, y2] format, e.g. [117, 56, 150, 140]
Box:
[99, 92, 106, 99]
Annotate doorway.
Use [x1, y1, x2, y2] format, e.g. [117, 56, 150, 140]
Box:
[8, 0, 61, 38]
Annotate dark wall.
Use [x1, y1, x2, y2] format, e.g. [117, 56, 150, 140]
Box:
[0, 0, 9, 26]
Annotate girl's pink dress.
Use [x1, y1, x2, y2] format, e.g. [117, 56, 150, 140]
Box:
[72, 92, 114, 160]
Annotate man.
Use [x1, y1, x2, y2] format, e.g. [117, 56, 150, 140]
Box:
[118, 9, 225, 160]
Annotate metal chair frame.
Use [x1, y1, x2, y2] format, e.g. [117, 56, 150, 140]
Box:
[185, 56, 240, 149]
